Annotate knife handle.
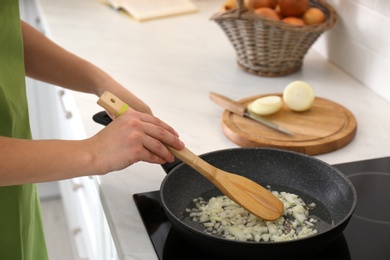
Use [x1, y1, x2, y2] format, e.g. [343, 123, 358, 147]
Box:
[209, 92, 246, 116]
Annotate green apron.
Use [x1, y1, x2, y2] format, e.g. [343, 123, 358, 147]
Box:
[0, 0, 49, 259]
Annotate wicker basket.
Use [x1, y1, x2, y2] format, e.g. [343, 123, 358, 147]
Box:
[211, 0, 337, 77]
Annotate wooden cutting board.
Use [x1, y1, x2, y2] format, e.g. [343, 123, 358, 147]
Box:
[221, 93, 357, 155]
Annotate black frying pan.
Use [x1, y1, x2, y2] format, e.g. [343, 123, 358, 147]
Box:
[93, 111, 357, 260]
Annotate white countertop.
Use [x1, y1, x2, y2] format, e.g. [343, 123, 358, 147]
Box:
[37, 0, 390, 259]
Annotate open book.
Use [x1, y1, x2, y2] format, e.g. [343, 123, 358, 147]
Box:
[103, 0, 198, 22]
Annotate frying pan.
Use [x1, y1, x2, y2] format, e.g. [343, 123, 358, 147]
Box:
[93, 111, 357, 260]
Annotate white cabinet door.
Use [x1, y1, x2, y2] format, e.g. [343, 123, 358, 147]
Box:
[60, 177, 99, 260]
[60, 176, 118, 260]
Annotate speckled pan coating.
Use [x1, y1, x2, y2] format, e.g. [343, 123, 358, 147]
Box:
[160, 147, 357, 259]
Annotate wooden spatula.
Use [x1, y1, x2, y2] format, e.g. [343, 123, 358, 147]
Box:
[97, 91, 284, 221]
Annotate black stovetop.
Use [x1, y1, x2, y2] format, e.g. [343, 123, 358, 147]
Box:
[133, 156, 390, 260]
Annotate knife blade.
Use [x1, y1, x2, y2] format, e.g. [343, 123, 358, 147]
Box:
[209, 92, 294, 136]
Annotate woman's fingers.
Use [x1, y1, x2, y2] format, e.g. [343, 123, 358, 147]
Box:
[122, 111, 184, 162]
[122, 110, 184, 149]
[93, 109, 185, 174]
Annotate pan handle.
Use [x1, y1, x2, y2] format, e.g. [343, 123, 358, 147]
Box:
[92, 111, 182, 173]
[92, 111, 113, 125]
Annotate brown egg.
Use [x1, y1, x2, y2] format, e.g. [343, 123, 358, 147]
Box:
[244, 0, 278, 10]
[283, 16, 305, 26]
[279, 0, 308, 17]
[254, 7, 281, 20]
[274, 4, 284, 19]
[303, 7, 326, 24]
[221, 0, 236, 12]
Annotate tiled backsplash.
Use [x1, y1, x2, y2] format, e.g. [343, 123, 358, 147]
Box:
[312, 0, 390, 102]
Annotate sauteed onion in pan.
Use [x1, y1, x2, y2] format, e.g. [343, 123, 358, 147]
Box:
[187, 188, 318, 242]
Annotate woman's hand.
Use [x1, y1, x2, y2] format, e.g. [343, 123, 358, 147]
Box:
[88, 109, 184, 175]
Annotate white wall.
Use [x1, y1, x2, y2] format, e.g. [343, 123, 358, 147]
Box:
[312, 0, 390, 102]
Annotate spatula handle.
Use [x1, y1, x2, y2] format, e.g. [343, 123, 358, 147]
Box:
[97, 91, 129, 118]
[166, 146, 217, 181]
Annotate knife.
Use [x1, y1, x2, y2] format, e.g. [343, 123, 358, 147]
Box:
[209, 92, 294, 136]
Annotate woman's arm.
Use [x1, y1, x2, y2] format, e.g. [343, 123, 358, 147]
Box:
[0, 109, 184, 186]
[21, 21, 151, 114]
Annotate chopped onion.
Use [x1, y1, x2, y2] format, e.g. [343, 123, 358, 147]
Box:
[187, 189, 318, 242]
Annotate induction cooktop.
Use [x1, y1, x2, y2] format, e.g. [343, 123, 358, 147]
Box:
[133, 156, 390, 260]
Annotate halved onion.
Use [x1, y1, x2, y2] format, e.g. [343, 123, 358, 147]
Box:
[283, 81, 315, 112]
[247, 95, 283, 115]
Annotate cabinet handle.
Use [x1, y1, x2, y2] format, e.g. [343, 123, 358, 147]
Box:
[70, 179, 84, 191]
[73, 227, 82, 235]
[72, 227, 89, 260]
[59, 90, 73, 119]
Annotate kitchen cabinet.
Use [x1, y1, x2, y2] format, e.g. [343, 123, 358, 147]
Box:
[19, 0, 118, 259]
[59, 177, 118, 260]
